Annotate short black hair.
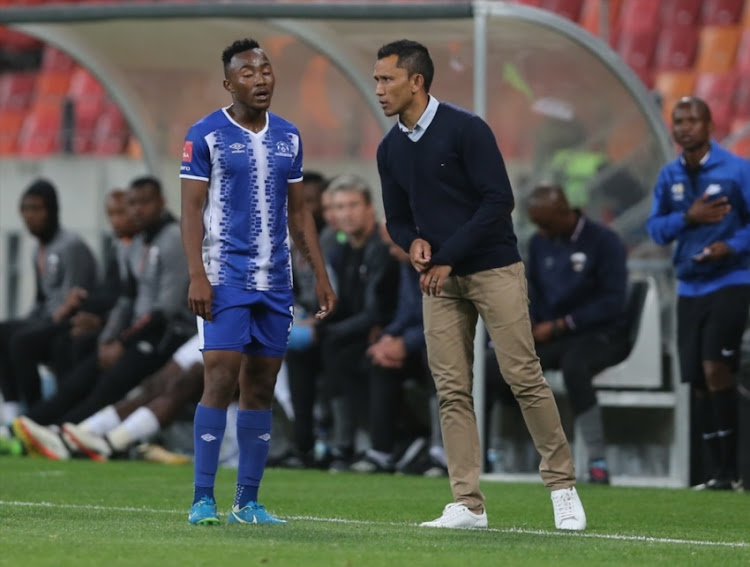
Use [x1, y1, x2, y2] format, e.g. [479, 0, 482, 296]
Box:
[222, 38, 262, 74]
[377, 39, 434, 92]
[303, 171, 327, 192]
[673, 96, 712, 123]
[21, 178, 59, 223]
[129, 175, 162, 196]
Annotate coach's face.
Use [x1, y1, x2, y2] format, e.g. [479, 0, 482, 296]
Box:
[374, 54, 415, 117]
[672, 103, 712, 152]
[224, 48, 275, 111]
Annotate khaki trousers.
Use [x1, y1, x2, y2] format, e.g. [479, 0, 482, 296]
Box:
[423, 262, 575, 511]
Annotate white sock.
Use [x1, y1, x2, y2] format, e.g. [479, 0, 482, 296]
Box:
[1, 401, 22, 425]
[110, 407, 160, 451]
[80, 405, 121, 435]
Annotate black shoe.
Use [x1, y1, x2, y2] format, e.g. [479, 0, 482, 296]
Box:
[693, 478, 734, 491]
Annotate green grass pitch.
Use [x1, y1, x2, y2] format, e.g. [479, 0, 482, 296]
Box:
[0, 458, 748, 566]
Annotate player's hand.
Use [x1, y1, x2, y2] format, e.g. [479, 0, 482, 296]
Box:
[187, 275, 213, 321]
[692, 241, 731, 263]
[420, 264, 452, 296]
[409, 238, 432, 273]
[98, 340, 124, 370]
[314, 279, 337, 320]
[685, 195, 731, 225]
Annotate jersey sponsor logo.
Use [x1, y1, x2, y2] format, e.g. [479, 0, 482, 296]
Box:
[670, 183, 684, 201]
[229, 142, 246, 153]
[182, 141, 193, 162]
[275, 140, 292, 157]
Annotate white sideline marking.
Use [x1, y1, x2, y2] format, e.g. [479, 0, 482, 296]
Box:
[1, 500, 747, 549]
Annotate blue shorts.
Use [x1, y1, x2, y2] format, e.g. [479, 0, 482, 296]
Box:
[198, 286, 294, 357]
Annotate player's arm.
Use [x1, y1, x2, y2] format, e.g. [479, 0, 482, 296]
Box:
[180, 178, 213, 321]
[287, 180, 336, 319]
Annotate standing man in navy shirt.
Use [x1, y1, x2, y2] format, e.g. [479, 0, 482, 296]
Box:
[374, 39, 586, 530]
[648, 97, 750, 491]
[489, 184, 628, 485]
[181, 38, 336, 525]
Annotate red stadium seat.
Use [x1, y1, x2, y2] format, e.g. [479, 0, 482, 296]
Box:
[541, 0, 584, 21]
[695, 25, 741, 72]
[91, 103, 128, 155]
[654, 70, 698, 124]
[733, 73, 750, 119]
[702, 0, 744, 25]
[654, 26, 699, 70]
[617, 30, 658, 87]
[580, 0, 623, 45]
[33, 69, 73, 105]
[0, 109, 25, 154]
[619, 0, 660, 34]
[41, 46, 77, 71]
[660, 0, 702, 26]
[17, 103, 62, 156]
[695, 71, 739, 139]
[0, 26, 43, 51]
[734, 28, 750, 72]
[0, 71, 36, 110]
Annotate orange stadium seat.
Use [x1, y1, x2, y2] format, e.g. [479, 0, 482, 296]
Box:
[619, 0, 660, 34]
[695, 25, 741, 72]
[541, 0, 584, 20]
[0, 72, 36, 110]
[702, 0, 744, 25]
[617, 30, 658, 87]
[654, 26, 699, 70]
[579, 0, 623, 45]
[660, 0, 702, 26]
[0, 109, 25, 154]
[33, 69, 74, 105]
[695, 71, 739, 139]
[654, 70, 697, 124]
[17, 103, 62, 155]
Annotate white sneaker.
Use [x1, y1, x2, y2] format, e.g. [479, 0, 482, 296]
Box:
[62, 422, 112, 462]
[420, 502, 488, 529]
[12, 416, 71, 460]
[551, 486, 586, 531]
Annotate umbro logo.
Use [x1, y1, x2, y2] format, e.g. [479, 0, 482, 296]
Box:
[201, 433, 217, 442]
[229, 142, 246, 153]
[258, 433, 271, 442]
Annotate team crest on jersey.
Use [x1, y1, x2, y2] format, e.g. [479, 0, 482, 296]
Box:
[670, 183, 684, 201]
[229, 142, 246, 154]
[570, 252, 587, 272]
[275, 140, 292, 157]
[182, 141, 193, 162]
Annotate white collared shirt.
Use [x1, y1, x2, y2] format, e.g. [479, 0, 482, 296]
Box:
[397, 95, 440, 142]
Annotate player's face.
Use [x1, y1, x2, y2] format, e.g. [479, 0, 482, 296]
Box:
[332, 189, 373, 239]
[672, 103, 712, 152]
[224, 49, 275, 111]
[374, 54, 415, 117]
[20, 195, 49, 238]
[127, 185, 164, 232]
[105, 194, 137, 239]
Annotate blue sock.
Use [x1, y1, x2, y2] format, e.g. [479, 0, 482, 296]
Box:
[193, 404, 227, 505]
[234, 409, 272, 508]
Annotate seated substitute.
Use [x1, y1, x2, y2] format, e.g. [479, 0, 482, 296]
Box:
[488, 184, 629, 484]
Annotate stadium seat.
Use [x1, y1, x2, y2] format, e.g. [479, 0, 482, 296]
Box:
[579, 0, 623, 45]
[17, 103, 62, 156]
[727, 118, 750, 157]
[702, 0, 744, 25]
[734, 27, 750, 72]
[616, 30, 658, 87]
[618, 0, 660, 34]
[654, 26, 699, 70]
[41, 46, 77, 71]
[695, 25, 741, 72]
[513, 0, 544, 6]
[654, 70, 697, 125]
[660, 0, 702, 26]
[733, 73, 750, 119]
[0, 109, 25, 154]
[33, 69, 73, 105]
[91, 103, 127, 155]
[541, 0, 584, 21]
[0, 71, 36, 110]
[0, 26, 43, 51]
[695, 71, 739, 139]
[67, 66, 105, 107]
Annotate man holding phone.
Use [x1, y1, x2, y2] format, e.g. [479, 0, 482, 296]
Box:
[647, 97, 750, 491]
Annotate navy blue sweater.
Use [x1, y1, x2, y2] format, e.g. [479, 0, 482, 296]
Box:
[527, 216, 627, 333]
[647, 141, 750, 296]
[377, 102, 521, 276]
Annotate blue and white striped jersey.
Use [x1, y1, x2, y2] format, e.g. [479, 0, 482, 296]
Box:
[180, 107, 303, 291]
